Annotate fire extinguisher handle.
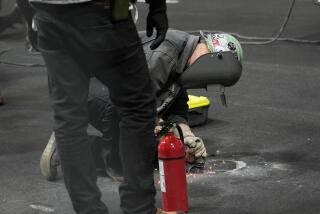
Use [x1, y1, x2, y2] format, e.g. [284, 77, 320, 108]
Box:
[155, 122, 185, 145]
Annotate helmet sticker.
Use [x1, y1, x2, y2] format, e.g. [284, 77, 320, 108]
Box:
[199, 31, 243, 63]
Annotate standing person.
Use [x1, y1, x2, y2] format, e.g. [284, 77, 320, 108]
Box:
[28, 0, 170, 214]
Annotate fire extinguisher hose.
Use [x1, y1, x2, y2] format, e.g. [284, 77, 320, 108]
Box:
[174, 123, 185, 145]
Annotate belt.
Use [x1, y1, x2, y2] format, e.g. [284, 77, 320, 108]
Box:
[31, 1, 102, 12]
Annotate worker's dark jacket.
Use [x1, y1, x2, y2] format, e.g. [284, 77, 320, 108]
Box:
[90, 29, 199, 123]
[140, 29, 199, 115]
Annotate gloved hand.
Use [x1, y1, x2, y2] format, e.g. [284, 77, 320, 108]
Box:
[176, 123, 207, 158]
[146, 0, 168, 50]
[184, 135, 207, 158]
[154, 118, 164, 135]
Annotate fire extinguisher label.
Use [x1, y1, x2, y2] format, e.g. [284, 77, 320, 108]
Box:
[158, 160, 166, 192]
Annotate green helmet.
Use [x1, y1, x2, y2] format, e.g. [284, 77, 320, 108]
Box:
[200, 31, 243, 64]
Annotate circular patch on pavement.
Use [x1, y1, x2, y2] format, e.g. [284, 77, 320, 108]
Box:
[204, 159, 247, 174]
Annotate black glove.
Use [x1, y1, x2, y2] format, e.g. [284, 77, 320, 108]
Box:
[146, 0, 168, 50]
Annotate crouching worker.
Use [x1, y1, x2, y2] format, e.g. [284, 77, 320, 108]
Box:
[40, 29, 243, 181]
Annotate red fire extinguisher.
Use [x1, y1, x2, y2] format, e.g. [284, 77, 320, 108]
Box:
[157, 123, 189, 212]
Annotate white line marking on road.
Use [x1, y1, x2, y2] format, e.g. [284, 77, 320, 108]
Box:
[30, 203, 55, 213]
[137, 0, 179, 3]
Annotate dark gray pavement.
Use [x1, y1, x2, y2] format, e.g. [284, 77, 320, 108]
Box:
[1, 0, 320, 213]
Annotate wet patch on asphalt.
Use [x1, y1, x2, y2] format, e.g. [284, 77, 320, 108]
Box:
[190, 149, 309, 181]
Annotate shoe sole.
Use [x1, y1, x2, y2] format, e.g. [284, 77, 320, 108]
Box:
[157, 208, 184, 214]
[40, 132, 58, 181]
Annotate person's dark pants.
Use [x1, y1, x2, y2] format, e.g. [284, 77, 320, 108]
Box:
[16, 0, 37, 49]
[88, 78, 122, 174]
[16, 0, 34, 25]
[32, 3, 157, 214]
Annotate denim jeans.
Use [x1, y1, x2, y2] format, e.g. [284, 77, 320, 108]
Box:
[87, 78, 188, 175]
[88, 78, 122, 174]
[32, 3, 157, 214]
[16, 0, 38, 49]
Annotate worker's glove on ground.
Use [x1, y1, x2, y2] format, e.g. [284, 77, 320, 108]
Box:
[146, 0, 168, 50]
[176, 123, 207, 158]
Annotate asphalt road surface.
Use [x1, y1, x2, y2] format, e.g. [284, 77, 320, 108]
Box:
[1, 0, 320, 213]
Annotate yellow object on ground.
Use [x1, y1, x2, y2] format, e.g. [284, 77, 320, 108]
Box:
[187, 95, 210, 127]
[187, 95, 210, 109]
